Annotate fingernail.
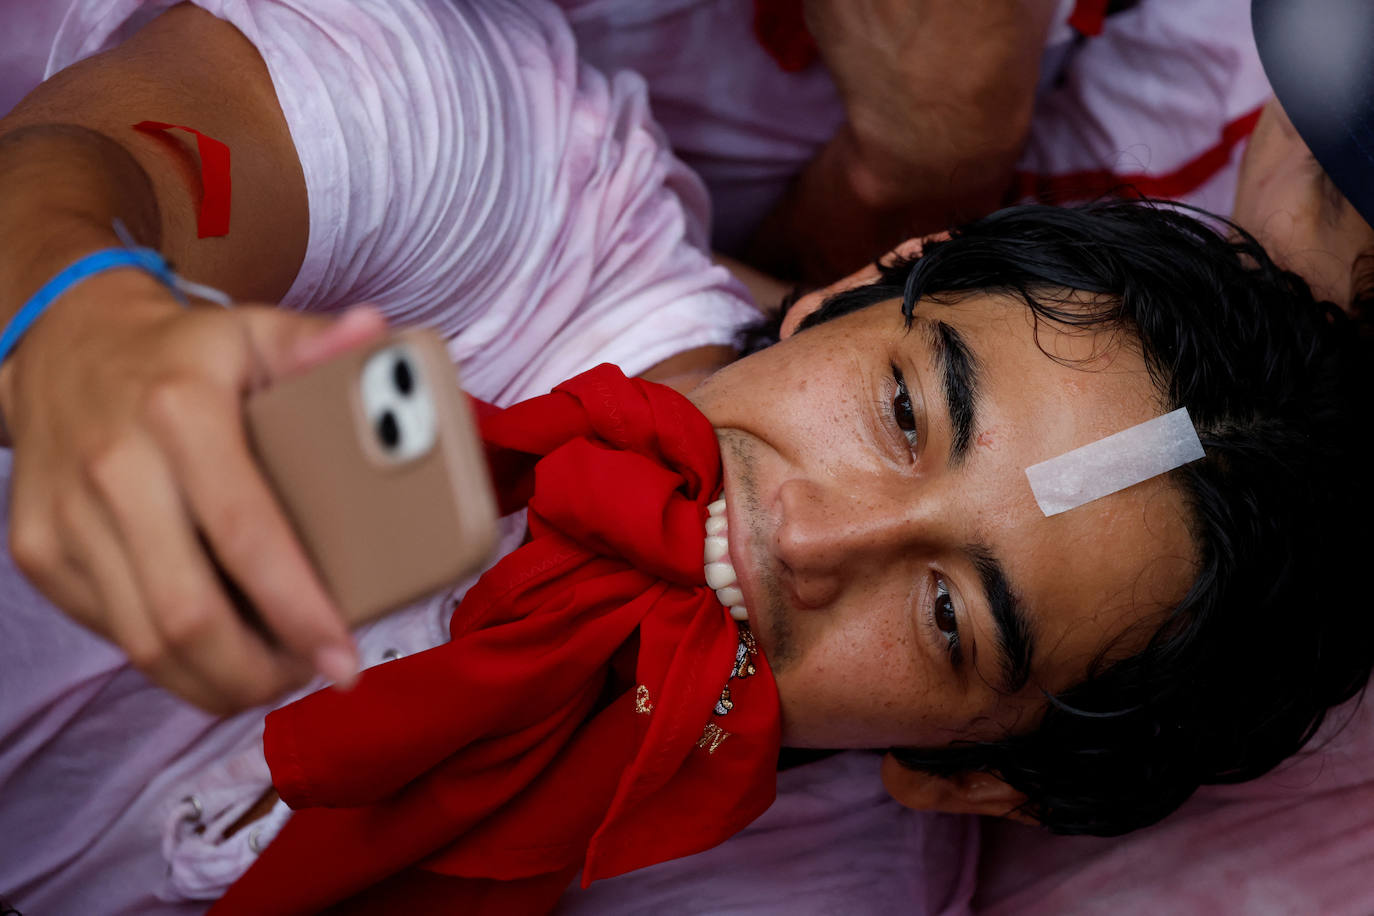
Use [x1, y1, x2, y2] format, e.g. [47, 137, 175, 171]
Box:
[315, 645, 360, 689]
[337, 304, 384, 335]
[342, 303, 380, 321]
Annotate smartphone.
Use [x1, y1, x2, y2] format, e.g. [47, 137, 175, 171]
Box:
[245, 328, 498, 626]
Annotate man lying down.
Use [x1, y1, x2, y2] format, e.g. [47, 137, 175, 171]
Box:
[198, 200, 1372, 913]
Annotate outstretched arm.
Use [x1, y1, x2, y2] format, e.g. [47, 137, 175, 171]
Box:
[0, 4, 379, 714]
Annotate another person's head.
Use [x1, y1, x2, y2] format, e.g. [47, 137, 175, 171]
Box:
[692, 200, 1374, 836]
[1235, 0, 1374, 313]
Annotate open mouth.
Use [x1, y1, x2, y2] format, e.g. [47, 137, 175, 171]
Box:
[703, 497, 749, 622]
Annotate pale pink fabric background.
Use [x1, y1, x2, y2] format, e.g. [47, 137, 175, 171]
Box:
[975, 694, 1374, 915]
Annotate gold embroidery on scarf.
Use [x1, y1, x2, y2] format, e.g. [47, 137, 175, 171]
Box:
[634, 684, 654, 715]
[734, 626, 758, 679]
[698, 722, 731, 755]
[713, 623, 761, 716]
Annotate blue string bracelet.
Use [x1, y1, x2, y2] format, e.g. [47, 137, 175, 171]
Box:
[0, 243, 231, 366]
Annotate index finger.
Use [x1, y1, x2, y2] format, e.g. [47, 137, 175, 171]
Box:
[151, 384, 359, 687]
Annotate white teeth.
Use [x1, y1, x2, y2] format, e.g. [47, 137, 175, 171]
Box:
[704, 561, 738, 590]
[704, 496, 747, 621]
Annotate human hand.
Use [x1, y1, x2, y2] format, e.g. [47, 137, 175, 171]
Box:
[801, 0, 1051, 201]
[746, 0, 1055, 282]
[0, 269, 388, 714]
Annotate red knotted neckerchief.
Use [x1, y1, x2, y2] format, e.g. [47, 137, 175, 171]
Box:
[212, 365, 781, 915]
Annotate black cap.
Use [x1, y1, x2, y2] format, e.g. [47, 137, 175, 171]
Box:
[1252, 0, 1374, 225]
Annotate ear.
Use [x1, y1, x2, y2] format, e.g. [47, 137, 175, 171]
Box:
[891, 232, 948, 261]
[778, 278, 851, 340]
[778, 232, 954, 340]
[880, 752, 1036, 824]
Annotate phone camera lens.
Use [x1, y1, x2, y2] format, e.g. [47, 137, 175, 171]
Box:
[377, 411, 400, 450]
[393, 358, 414, 396]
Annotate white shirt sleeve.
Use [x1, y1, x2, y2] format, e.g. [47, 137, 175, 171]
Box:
[1015, 0, 1272, 217]
[47, 0, 758, 405]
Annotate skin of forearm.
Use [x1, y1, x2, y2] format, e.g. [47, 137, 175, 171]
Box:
[0, 124, 163, 320]
[0, 5, 309, 305]
[749, 121, 1023, 284]
[0, 5, 313, 440]
[749, 0, 1055, 283]
[833, 1, 1051, 200]
[0, 122, 173, 447]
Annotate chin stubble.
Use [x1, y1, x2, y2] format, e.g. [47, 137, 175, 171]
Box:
[722, 430, 795, 673]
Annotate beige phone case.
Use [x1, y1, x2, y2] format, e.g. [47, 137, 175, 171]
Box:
[246, 328, 498, 626]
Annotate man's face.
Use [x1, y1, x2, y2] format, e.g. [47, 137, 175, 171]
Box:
[689, 275, 1197, 750]
[1233, 97, 1374, 308]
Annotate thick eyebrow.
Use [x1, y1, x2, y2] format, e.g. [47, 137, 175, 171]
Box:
[968, 543, 1036, 694]
[918, 318, 981, 466]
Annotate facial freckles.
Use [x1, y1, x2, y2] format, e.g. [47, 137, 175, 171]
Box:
[689, 291, 1197, 750]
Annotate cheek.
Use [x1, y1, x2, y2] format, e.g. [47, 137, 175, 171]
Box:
[741, 356, 879, 471]
[692, 348, 802, 429]
[774, 596, 949, 747]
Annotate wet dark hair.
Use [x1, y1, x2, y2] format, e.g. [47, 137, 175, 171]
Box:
[783, 200, 1374, 837]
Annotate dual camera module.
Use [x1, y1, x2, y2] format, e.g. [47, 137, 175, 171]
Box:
[359, 344, 436, 464]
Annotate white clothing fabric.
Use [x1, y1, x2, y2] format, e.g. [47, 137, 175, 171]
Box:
[555, 0, 849, 253]
[0, 5, 66, 119]
[557, 0, 1270, 253]
[0, 0, 758, 913]
[1015, 0, 1272, 219]
[557, 751, 979, 916]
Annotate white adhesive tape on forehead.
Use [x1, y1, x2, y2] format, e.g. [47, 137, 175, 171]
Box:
[1026, 408, 1205, 517]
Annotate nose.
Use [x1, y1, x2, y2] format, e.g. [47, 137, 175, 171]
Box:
[774, 476, 917, 608]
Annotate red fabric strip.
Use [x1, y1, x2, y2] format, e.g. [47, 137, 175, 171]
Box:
[132, 121, 231, 238]
[1011, 105, 1265, 206]
[752, 0, 818, 72]
[1068, 0, 1110, 37]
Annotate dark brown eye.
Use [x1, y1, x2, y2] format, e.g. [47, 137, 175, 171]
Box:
[935, 592, 957, 635]
[894, 387, 915, 431]
[933, 579, 962, 664]
[891, 366, 918, 449]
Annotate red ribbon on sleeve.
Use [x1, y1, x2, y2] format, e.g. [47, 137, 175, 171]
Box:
[132, 121, 232, 238]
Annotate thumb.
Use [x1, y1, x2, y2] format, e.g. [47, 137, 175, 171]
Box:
[239, 304, 390, 383]
[282, 305, 390, 375]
